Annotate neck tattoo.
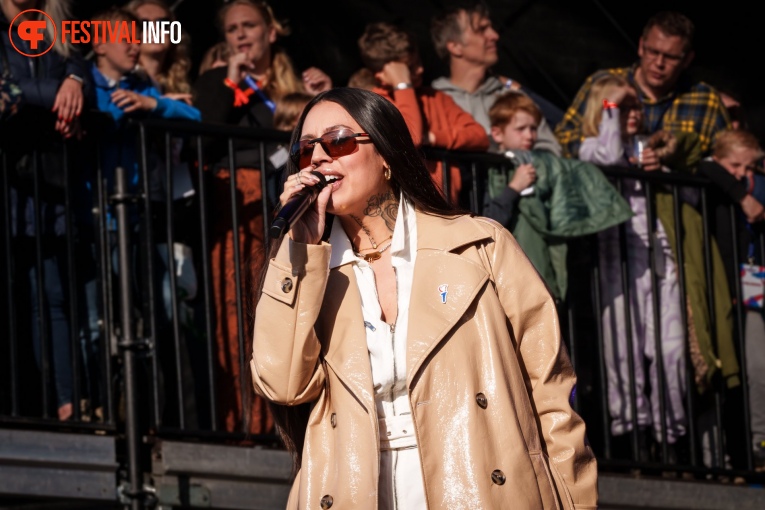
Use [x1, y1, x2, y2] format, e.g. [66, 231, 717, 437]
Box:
[363, 191, 399, 231]
[351, 215, 380, 249]
[349, 192, 399, 263]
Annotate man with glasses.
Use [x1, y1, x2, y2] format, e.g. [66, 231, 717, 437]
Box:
[555, 11, 731, 159]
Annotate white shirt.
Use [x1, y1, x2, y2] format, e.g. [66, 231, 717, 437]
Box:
[329, 197, 426, 509]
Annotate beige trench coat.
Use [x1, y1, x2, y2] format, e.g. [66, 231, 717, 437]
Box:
[252, 210, 598, 509]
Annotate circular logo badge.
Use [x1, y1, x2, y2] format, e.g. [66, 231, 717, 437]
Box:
[9, 9, 56, 57]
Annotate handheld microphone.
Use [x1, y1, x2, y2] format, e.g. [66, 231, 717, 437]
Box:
[269, 171, 329, 239]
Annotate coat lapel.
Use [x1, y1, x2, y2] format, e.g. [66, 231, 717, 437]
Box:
[318, 263, 375, 413]
[317, 211, 494, 409]
[406, 212, 492, 386]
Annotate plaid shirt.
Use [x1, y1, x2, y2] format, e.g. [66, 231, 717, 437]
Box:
[554, 65, 731, 159]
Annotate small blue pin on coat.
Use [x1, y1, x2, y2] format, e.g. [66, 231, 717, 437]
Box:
[438, 284, 448, 304]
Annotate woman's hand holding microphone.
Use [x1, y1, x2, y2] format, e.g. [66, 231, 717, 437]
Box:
[278, 169, 333, 245]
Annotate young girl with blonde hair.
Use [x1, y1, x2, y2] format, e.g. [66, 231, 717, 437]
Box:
[579, 74, 687, 454]
[126, 0, 192, 98]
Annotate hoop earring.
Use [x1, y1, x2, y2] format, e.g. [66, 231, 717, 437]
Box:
[384, 166, 391, 181]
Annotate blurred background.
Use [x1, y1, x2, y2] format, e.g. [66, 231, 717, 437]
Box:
[72, 0, 765, 141]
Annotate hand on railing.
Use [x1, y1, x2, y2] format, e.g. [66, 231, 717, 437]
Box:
[111, 89, 158, 113]
[52, 76, 84, 124]
[55, 116, 84, 140]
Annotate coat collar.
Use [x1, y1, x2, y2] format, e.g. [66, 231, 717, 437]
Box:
[320, 209, 493, 412]
[414, 209, 492, 252]
[327, 205, 489, 266]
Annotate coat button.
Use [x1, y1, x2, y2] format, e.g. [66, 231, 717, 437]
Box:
[476, 392, 488, 409]
[331, 413, 337, 428]
[491, 469, 506, 485]
[281, 278, 293, 293]
[320, 495, 333, 508]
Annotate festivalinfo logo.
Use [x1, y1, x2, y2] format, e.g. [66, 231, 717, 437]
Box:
[8, 9, 182, 57]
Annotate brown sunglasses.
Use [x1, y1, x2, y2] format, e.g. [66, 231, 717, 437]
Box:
[290, 129, 370, 169]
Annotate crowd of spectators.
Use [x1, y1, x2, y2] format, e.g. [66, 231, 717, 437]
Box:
[2, 0, 764, 473]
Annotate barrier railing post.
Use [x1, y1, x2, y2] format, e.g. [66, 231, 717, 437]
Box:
[700, 188, 726, 467]
[591, 235, 612, 459]
[114, 165, 148, 510]
[644, 180, 669, 461]
[615, 178, 641, 461]
[31, 149, 52, 419]
[226, 138, 248, 435]
[195, 135, 218, 431]
[729, 204, 754, 471]
[62, 142, 83, 422]
[137, 124, 162, 429]
[672, 185, 696, 467]
[164, 131, 186, 429]
[1, 150, 19, 417]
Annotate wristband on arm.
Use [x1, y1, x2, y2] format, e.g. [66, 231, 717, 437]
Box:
[603, 99, 618, 118]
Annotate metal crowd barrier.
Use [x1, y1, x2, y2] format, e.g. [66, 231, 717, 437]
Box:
[2, 117, 764, 508]
[1, 114, 117, 430]
[426, 146, 763, 482]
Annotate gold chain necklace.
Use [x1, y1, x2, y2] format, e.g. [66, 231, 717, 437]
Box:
[355, 239, 393, 263]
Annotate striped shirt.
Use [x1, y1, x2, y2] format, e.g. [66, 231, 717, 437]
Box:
[554, 65, 731, 159]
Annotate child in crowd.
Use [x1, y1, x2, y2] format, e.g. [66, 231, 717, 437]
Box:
[483, 92, 540, 226]
[347, 67, 376, 91]
[698, 130, 765, 470]
[578, 74, 688, 454]
[272, 92, 313, 132]
[91, 8, 200, 125]
[127, 0, 192, 101]
[357, 21, 489, 204]
[482, 90, 633, 301]
[89, 7, 200, 184]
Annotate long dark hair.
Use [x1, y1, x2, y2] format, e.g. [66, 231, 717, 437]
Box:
[257, 87, 463, 470]
[286, 87, 459, 214]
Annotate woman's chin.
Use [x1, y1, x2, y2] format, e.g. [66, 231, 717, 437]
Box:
[325, 194, 344, 216]
[326, 191, 360, 217]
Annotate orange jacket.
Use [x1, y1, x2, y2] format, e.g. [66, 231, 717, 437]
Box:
[373, 86, 489, 204]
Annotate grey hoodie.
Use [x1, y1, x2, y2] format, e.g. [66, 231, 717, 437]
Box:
[432, 76, 561, 156]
